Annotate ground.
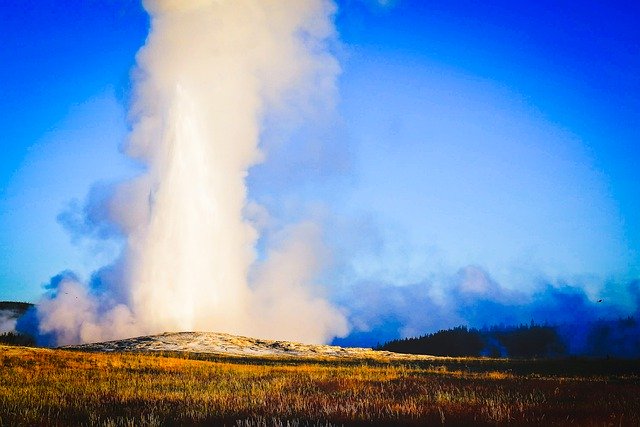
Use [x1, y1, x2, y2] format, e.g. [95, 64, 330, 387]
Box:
[1, 338, 639, 426]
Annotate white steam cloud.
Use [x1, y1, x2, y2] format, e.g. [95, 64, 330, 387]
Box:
[37, 0, 348, 345]
[0, 312, 18, 334]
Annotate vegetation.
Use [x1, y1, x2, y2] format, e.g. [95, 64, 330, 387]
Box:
[379, 317, 640, 358]
[379, 324, 568, 358]
[0, 332, 35, 347]
[379, 326, 486, 357]
[0, 302, 33, 312]
[1, 345, 639, 426]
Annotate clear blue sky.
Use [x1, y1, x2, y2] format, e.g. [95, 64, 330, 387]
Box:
[1, 0, 638, 325]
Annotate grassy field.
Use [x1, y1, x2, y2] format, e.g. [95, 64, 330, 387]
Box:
[1, 345, 639, 426]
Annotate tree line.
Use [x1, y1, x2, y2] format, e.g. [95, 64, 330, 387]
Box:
[377, 317, 639, 358]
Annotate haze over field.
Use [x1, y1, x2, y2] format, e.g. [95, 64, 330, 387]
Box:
[1, 1, 639, 350]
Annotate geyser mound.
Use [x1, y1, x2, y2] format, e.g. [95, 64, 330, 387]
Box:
[62, 331, 434, 361]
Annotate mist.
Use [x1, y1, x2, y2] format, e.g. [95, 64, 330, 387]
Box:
[333, 265, 640, 356]
[0, 312, 17, 335]
[31, 0, 347, 346]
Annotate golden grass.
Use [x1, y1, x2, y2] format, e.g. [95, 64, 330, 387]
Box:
[1, 345, 639, 426]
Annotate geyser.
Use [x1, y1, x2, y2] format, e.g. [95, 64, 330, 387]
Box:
[35, 0, 348, 346]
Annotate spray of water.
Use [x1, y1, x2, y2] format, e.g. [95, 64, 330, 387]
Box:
[36, 0, 348, 345]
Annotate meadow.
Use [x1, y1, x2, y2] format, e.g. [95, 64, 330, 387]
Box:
[1, 345, 639, 426]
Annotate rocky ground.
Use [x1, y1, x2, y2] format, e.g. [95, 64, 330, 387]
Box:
[63, 331, 436, 360]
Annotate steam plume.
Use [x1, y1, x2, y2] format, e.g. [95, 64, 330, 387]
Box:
[35, 0, 347, 345]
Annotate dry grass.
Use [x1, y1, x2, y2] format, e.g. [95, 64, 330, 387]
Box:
[1, 345, 639, 426]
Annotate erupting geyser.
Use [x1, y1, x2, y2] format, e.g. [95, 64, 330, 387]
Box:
[35, 0, 348, 346]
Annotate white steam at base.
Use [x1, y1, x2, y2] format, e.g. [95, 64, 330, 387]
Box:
[37, 0, 348, 345]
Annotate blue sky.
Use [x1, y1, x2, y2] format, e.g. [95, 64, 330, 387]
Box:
[1, 1, 639, 336]
[1, 1, 148, 301]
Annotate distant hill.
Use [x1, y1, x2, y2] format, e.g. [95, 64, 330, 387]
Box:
[378, 324, 568, 358]
[0, 301, 33, 314]
[378, 319, 640, 358]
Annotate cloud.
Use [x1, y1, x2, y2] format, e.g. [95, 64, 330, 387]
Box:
[57, 183, 123, 243]
[372, 0, 398, 7]
[358, 0, 400, 10]
[33, 271, 138, 346]
[35, 0, 347, 346]
[0, 312, 17, 334]
[335, 265, 639, 349]
[250, 221, 349, 343]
